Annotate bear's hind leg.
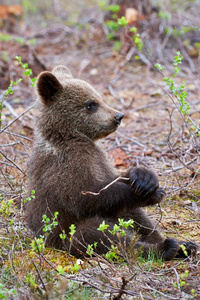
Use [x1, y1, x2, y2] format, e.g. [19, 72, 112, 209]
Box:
[129, 208, 198, 260]
[117, 208, 181, 260]
[130, 208, 165, 244]
[136, 238, 180, 261]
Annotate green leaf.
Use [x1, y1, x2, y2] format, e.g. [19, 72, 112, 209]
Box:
[118, 16, 129, 27]
[24, 69, 32, 76]
[155, 63, 163, 71]
[108, 4, 120, 13]
[113, 41, 121, 52]
[107, 33, 115, 40]
[98, 220, 109, 232]
[15, 56, 22, 62]
[129, 26, 137, 33]
[31, 77, 37, 87]
[57, 265, 65, 275]
[71, 263, 81, 272]
[107, 20, 119, 31]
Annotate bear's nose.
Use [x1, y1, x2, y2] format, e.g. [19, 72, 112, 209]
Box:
[114, 113, 124, 125]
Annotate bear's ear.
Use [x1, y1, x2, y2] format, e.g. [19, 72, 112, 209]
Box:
[52, 65, 73, 83]
[37, 71, 63, 105]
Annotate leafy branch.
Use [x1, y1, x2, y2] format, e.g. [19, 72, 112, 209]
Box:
[155, 51, 200, 134]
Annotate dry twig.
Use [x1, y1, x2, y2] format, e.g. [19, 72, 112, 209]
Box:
[82, 176, 129, 196]
[0, 149, 26, 175]
[0, 102, 36, 135]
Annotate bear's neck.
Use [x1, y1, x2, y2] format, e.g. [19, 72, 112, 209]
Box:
[35, 126, 95, 151]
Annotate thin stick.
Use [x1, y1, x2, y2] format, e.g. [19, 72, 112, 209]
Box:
[0, 102, 36, 135]
[4, 130, 33, 142]
[166, 109, 196, 172]
[82, 176, 129, 196]
[113, 276, 128, 300]
[164, 157, 197, 173]
[32, 260, 47, 294]
[144, 284, 179, 299]
[116, 130, 146, 148]
[108, 84, 125, 105]
[172, 267, 180, 291]
[0, 168, 14, 190]
[0, 142, 18, 147]
[0, 149, 26, 175]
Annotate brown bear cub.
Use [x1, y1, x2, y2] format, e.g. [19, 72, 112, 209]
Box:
[27, 66, 197, 260]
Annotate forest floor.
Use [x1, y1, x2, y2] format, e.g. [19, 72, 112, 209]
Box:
[0, 2, 200, 299]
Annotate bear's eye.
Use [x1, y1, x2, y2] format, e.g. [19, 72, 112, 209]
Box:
[85, 100, 98, 112]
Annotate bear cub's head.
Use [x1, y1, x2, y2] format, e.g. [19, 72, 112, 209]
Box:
[36, 65, 124, 141]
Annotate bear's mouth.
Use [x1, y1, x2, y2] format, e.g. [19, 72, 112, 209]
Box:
[100, 123, 119, 134]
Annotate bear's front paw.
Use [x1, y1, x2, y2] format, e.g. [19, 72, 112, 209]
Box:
[144, 188, 166, 206]
[129, 167, 159, 198]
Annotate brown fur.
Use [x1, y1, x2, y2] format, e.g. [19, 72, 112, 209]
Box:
[27, 66, 197, 260]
